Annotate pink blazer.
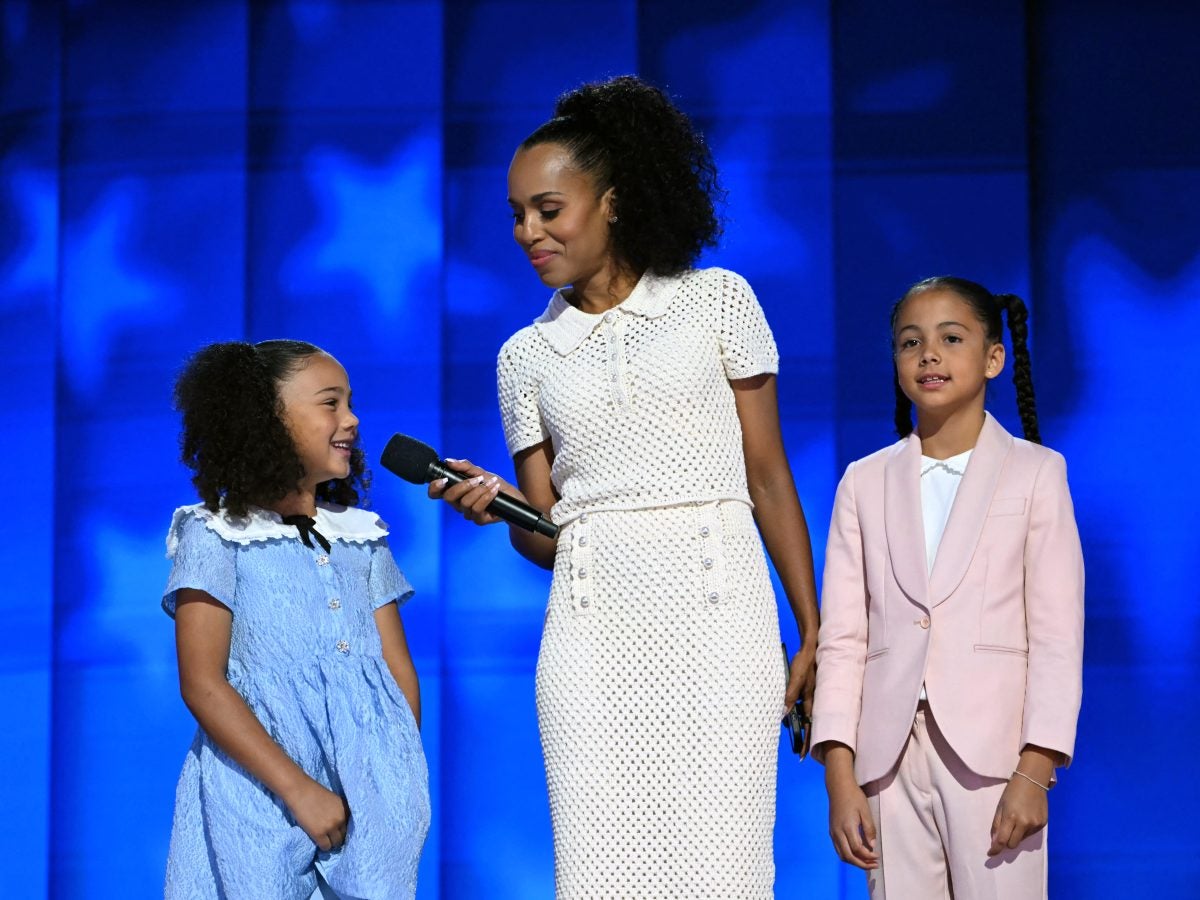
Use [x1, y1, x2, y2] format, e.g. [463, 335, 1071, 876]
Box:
[812, 413, 1084, 784]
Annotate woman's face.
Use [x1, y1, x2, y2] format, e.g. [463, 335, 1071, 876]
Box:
[507, 142, 617, 303]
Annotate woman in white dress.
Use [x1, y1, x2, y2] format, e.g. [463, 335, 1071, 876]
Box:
[433, 75, 819, 898]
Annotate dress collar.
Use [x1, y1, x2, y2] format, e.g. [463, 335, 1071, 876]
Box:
[533, 270, 680, 355]
[166, 501, 389, 557]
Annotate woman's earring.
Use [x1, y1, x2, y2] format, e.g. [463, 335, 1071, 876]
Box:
[608, 215, 618, 224]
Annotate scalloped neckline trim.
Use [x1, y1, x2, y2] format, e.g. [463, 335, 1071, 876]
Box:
[166, 502, 389, 557]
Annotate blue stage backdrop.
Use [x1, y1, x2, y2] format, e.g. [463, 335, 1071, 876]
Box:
[1, 1, 1196, 897]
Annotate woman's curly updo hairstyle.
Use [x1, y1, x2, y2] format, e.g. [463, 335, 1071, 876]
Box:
[890, 276, 1041, 444]
[521, 74, 723, 277]
[174, 339, 367, 517]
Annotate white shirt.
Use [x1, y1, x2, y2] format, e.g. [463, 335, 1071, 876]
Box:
[921, 449, 973, 574]
[918, 449, 972, 701]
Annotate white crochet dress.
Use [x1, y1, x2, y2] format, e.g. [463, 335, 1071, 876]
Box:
[498, 267, 786, 898]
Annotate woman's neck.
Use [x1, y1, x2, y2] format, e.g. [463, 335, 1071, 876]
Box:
[569, 263, 642, 314]
[915, 407, 987, 460]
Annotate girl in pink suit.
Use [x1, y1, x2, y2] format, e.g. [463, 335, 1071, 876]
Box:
[811, 277, 1084, 899]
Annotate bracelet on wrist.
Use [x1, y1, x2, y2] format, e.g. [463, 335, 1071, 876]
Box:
[1011, 769, 1050, 791]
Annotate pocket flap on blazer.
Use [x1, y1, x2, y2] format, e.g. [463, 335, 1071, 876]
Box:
[987, 496, 1026, 517]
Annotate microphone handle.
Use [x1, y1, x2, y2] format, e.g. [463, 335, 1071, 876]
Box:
[428, 461, 559, 539]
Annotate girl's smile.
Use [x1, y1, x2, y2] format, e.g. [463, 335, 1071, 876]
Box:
[277, 353, 359, 495]
[894, 289, 1003, 417]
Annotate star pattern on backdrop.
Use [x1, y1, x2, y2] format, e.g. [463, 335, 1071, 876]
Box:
[283, 135, 441, 316]
[61, 180, 177, 393]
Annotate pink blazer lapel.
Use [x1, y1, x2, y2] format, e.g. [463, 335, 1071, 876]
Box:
[884, 433, 929, 609]
[927, 412, 1014, 607]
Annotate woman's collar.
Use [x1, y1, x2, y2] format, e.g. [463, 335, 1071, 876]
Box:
[533, 270, 680, 355]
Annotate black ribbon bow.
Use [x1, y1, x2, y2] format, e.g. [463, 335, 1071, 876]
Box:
[280, 514, 332, 553]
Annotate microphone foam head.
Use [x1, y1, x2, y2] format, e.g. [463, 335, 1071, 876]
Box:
[380, 434, 440, 484]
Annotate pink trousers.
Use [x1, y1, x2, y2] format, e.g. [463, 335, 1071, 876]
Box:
[863, 705, 1047, 900]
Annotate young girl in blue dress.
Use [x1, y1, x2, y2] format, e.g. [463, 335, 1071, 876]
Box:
[163, 339, 429, 900]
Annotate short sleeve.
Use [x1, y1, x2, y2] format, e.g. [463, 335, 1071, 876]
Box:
[163, 513, 237, 617]
[718, 270, 779, 379]
[497, 332, 549, 456]
[369, 539, 415, 609]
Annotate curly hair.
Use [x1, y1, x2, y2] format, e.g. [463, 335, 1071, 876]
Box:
[890, 276, 1041, 444]
[174, 339, 368, 516]
[520, 74, 723, 277]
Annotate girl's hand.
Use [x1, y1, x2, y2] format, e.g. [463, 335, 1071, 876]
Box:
[823, 744, 879, 870]
[287, 779, 351, 851]
[988, 775, 1048, 855]
[827, 775, 879, 870]
[426, 458, 512, 526]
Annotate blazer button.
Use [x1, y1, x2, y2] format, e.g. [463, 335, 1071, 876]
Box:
[919, 616, 930, 629]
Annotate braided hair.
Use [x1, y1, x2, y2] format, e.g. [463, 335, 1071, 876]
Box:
[890, 276, 1041, 444]
[520, 74, 723, 278]
[174, 339, 368, 516]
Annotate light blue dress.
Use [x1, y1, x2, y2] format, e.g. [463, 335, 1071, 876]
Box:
[162, 502, 430, 900]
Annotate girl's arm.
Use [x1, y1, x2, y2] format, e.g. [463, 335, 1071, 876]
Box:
[810, 459, 869, 753]
[731, 373, 820, 709]
[374, 600, 421, 726]
[809, 460, 880, 866]
[990, 451, 1085, 853]
[1019, 452, 1085, 761]
[823, 742, 880, 870]
[175, 589, 349, 850]
[427, 440, 559, 570]
[988, 744, 1059, 855]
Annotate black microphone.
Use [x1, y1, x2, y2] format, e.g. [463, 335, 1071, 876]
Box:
[380, 433, 560, 539]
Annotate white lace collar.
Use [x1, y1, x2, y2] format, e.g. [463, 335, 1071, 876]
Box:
[533, 269, 680, 355]
[166, 501, 389, 558]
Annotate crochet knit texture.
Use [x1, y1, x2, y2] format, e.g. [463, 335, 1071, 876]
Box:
[499, 267, 786, 897]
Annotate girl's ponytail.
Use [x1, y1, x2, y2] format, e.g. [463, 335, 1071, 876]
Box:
[994, 293, 1041, 445]
[893, 368, 915, 438]
[175, 341, 296, 515]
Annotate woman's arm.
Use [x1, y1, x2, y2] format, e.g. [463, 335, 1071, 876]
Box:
[509, 440, 559, 569]
[374, 600, 421, 726]
[731, 373, 820, 709]
[427, 440, 559, 571]
[175, 589, 349, 850]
